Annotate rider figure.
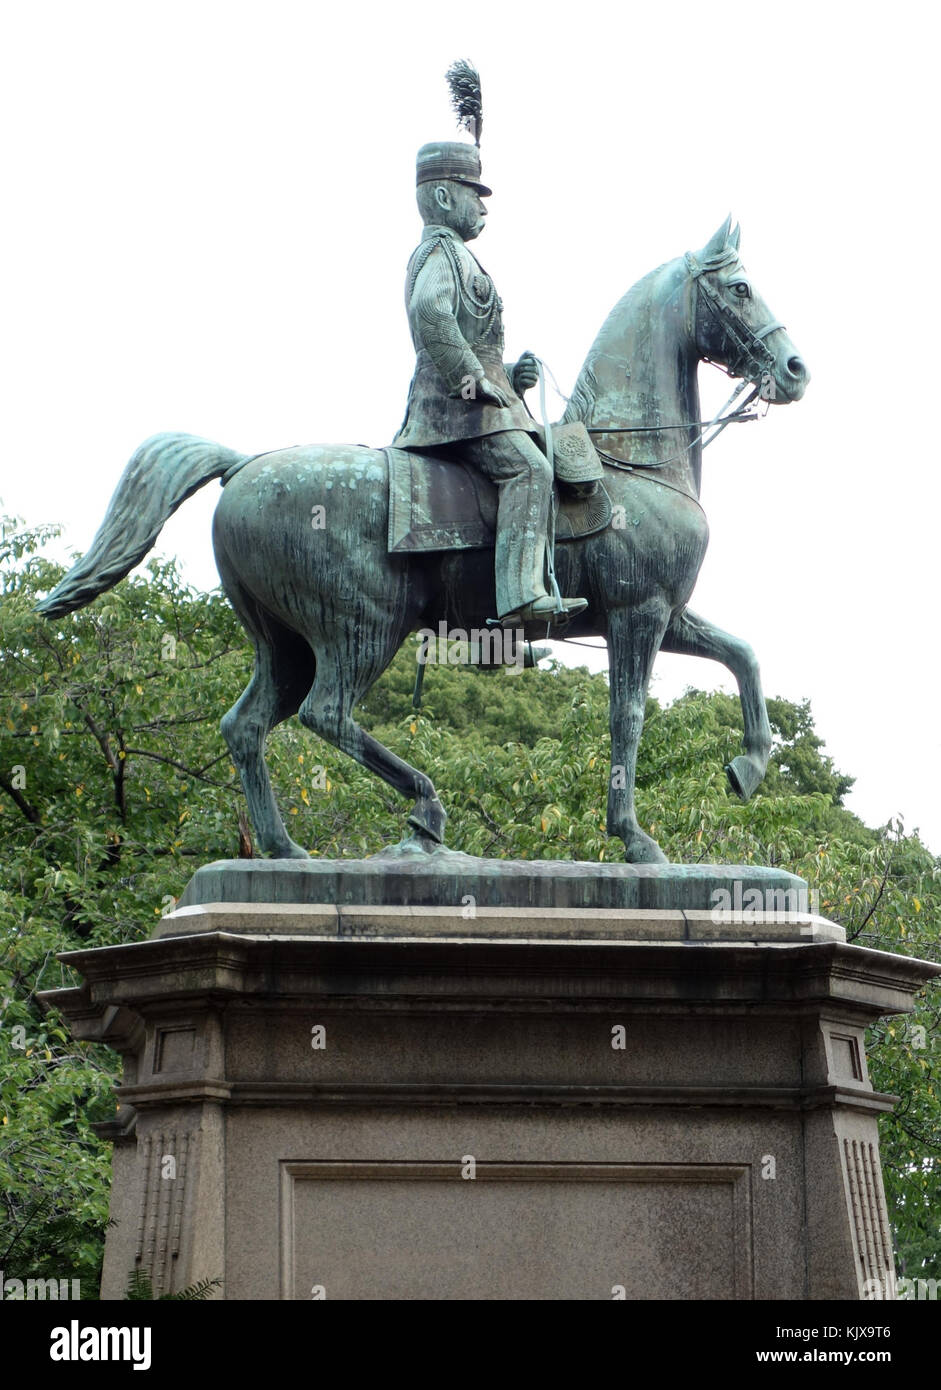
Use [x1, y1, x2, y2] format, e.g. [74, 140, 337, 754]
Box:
[393, 139, 588, 628]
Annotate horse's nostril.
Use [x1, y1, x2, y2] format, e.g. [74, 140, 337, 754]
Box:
[787, 356, 806, 379]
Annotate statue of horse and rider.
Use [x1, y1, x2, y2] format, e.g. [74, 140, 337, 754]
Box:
[38, 64, 808, 864]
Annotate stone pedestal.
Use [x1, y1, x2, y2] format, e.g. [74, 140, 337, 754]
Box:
[42, 861, 939, 1301]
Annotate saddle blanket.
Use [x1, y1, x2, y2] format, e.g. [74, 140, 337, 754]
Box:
[386, 446, 611, 554]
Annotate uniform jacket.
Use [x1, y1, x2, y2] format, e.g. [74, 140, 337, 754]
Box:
[392, 224, 537, 449]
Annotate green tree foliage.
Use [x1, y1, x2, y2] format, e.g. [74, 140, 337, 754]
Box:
[124, 1270, 221, 1300]
[1, 517, 938, 1289]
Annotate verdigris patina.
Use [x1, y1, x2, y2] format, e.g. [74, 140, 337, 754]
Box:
[392, 66, 586, 628]
[37, 67, 808, 864]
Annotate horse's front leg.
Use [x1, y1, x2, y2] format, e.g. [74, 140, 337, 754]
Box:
[660, 607, 772, 799]
[606, 602, 671, 863]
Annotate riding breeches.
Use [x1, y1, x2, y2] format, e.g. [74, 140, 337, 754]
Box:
[458, 430, 554, 618]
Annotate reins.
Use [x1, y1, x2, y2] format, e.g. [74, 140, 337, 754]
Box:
[597, 455, 707, 510]
[592, 378, 761, 477]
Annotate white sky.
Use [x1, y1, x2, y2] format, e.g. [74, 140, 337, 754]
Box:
[2, 0, 939, 852]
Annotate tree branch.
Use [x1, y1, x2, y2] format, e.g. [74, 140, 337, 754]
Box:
[122, 747, 233, 786]
[0, 771, 42, 824]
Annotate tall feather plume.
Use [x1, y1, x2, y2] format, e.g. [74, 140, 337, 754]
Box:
[445, 59, 482, 144]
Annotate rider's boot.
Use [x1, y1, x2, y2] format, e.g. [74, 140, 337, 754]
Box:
[500, 593, 588, 629]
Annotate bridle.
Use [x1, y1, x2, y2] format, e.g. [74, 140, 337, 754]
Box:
[684, 248, 785, 384]
[584, 248, 786, 471]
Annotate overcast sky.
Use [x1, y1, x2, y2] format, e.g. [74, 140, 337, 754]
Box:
[3, 0, 938, 853]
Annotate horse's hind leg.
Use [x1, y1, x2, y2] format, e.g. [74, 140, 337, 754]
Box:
[297, 645, 446, 844]
[220, 627, 316, 858]
[660, 607, 772, 799]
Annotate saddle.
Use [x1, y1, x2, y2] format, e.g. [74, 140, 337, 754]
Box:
[387, 422, 611, 554]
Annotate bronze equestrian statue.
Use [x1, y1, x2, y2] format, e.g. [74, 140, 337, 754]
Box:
[37, 65, 808, 864]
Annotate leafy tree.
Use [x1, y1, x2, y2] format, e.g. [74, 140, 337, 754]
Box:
[1, 517, 938, 1289]
[0, 518, 249, 1293]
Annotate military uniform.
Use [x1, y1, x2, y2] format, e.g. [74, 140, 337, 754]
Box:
[394, 141, 564, 621]
[394, 222, 538, 449]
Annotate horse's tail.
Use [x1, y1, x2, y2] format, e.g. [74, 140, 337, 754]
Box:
[36, 432, 250, 618]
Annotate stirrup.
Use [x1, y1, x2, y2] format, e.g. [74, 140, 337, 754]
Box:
[498, 596, 588, 628]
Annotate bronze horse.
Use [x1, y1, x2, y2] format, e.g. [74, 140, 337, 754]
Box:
[39, 217, 808, 862]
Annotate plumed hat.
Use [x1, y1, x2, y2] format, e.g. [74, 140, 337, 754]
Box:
[416, 61, 491, 197]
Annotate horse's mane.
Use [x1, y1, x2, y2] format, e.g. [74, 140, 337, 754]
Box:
[561, 258, 680, 428]
[561, 360, 598, 424]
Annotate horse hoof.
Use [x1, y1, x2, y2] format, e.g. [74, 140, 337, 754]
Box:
[726, 756, 763, 801]
[386, 830, 441, 857]
[408, 796, 447, 844]
[271, 841, 310, 860]
[620, 829, 669, 864]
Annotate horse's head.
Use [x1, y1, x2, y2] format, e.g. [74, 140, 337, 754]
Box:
[688, 217, 809, 404]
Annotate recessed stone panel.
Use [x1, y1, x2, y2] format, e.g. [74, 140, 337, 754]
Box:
[280, 1160, 752, 1301]
[153, 1026, 196, 1074]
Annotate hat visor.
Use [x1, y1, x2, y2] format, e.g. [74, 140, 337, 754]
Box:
[454, 176, 492, 197]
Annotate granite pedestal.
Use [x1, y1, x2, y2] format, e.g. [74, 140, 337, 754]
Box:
[42, 857, 939, 1301]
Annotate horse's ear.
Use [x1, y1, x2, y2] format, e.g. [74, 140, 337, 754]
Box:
[730, 221, 741, 250]
[701, 215, 733, 260]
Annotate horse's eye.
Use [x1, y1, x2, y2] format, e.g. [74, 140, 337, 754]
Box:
[731, 281, 750, 298]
